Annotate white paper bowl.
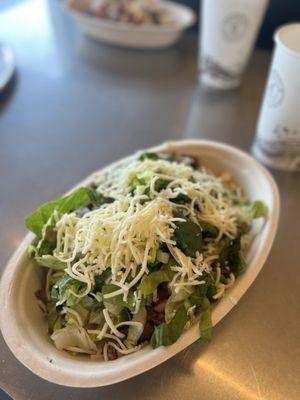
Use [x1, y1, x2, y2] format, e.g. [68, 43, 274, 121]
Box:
[64, 0, 196, 49]
[0, 140, 279, 387]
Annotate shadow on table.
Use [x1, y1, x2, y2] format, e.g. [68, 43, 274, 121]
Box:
[76, 34, 196, 83]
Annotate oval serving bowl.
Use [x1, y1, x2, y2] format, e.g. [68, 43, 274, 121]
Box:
[65, 0, 196, 49]
[0, 140, 279, 387]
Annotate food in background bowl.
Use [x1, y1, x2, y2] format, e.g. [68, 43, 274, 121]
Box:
[86, 0, 174, 25]
[25, 151, 268, 361]
[66, 0, 196, 49]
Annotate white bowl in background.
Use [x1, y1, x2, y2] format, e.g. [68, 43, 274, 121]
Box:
[0, 140, 280, 387]
[64, 0, 196, 49]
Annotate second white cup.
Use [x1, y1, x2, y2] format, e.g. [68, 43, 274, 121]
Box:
[252, 23, 300, 171]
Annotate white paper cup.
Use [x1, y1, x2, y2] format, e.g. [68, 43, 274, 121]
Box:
[199, 0, 269, 89]
[253, 23, 300, 171]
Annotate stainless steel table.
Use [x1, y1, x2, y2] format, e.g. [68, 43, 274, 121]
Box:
[0, 1, 299, 399]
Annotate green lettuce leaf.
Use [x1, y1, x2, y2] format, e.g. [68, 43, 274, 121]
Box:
[28, 245, 67, 270]
[188, 274, 217, 303]
[78, 295, 95, 310]
[116, 308, 132, 324]
[199, 220, 219, 238]
[138, 263, 175, 297]
[46, 301, 60, 334]
[94, 269, 111, 291]
[174, 219, 202, 257]
[25, 188, 92, 237]
[153, 178, 170, 192]
[138, 152, 174, 162]
[69, 302, 90, 326]
[35, 255, 67, 270]
[89, 303, 105, 326]
[126, 305, 147, 346]
[51, 274, 87, 306]
[198, 306, 212, 344]
[165, 287, 193, 323]
[28, 212, 56, 254]
[150, 304, 189, 348]
[35, 237, 54, 256]
[147, 242, 160, 265]
[139, 152, 159, 161]
[220, 237, 246, 277]
[102, 284, 135, 315]
[51, 325, 97, 353]
[242, 200, 268, 219]
[35, 215, 57, 253]
[170, 193, 191, 205]
[88, 190, 115, 208]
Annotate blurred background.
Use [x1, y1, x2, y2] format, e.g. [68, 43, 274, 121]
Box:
[180, 0, 300, 49]
[0, 1, 300, 400]
[2, 0, 300, 47]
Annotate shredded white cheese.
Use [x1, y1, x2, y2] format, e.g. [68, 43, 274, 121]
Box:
[53, 158, 242, 303]
[46, 155, 257, 362]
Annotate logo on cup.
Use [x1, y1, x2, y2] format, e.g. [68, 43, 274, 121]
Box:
[266, 69, 285, 108]
[222, 13, 249, 42]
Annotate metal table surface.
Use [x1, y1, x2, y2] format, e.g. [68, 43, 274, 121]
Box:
[0, 1, 299, 399]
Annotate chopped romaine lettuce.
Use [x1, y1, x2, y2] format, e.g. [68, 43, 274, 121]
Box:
[174, 219, 202, 257]
[89, 303, 105, 326]
[46, 301, 60, 334]
[126, 305, 147, 346]
[170, 193, 191, 204]
[102, 285, 135, 315]
[29, 245, 67, 270]
[150, 305, 189, 348]
[165, 287, 193, 323]
[51, 325, 97, 353]
[25, 188, 92, 237]
[220, 237, 246, 276]
[139, 152, 159, 161]
[94, 269, 111, 291]
[198, 306, 212, 344]
[242, 200, 268, 219]
[51, 275, 87, 306]
[88, 190, 115, 207]
[199, 220, 219, 238]
[35, 255, 67, 270]
[139, 263, 174, 297]
[147, 242, 160, 265]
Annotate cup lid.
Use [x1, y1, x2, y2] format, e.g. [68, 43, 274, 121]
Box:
[274, 23, 300, 59]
